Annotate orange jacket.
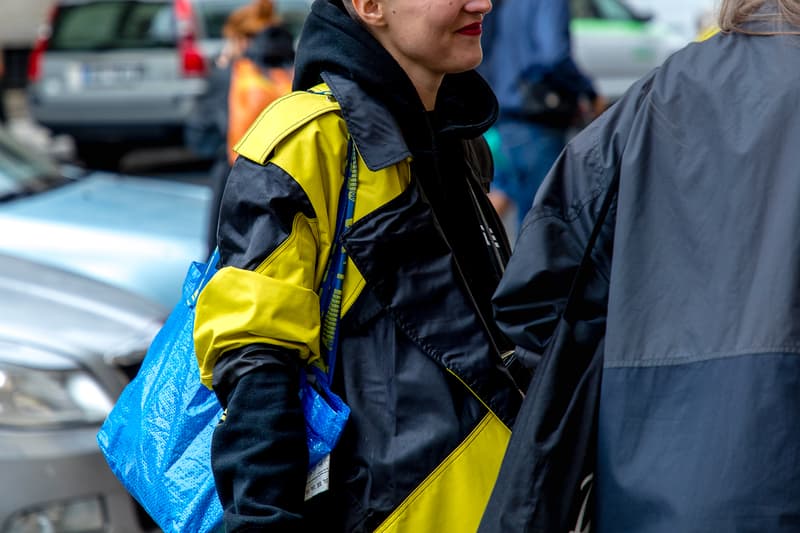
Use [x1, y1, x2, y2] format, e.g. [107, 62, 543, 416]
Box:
[227, 58, 293, 164]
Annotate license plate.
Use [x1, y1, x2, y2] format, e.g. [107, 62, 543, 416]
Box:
[81, 63, 145, 88]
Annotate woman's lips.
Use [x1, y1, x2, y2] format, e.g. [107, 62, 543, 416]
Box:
[457, 22, 482, 36]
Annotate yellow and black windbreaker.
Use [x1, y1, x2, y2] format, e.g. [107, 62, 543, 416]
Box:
[194, 71, 522, 531]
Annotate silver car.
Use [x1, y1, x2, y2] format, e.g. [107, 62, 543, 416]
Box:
[0, 251, 164, 532]
[25, 0, 310, 169]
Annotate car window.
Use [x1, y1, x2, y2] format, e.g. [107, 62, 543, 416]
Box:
[0, 131, 67, 199]
[50, 1, 175, 51]
[571, 0, 598, 18]
[594, 0, 635, 20]
[571, 0, 636, 20]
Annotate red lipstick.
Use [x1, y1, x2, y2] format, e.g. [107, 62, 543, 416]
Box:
[457, 22, 482, 36]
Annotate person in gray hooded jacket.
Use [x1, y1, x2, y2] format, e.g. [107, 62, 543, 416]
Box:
[479, 0, 800, 531]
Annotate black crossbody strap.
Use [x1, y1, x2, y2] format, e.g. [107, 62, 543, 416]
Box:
[563, 171, 619, 323]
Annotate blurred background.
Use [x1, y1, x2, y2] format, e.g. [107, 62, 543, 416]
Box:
[0, 0, 719, 168]
[0, 0, 718, 532]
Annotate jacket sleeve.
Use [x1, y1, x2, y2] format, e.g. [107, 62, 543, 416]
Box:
[194, 155, 332, 387]
[520, 0, 596, 99]
[211, 352, 308, 531]
[193, 101, 348, 529]
[493, 72, 654, 355]
[195, 90, 345, 386]
[194, 154, 327, 531]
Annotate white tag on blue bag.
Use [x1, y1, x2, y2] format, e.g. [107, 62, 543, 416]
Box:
[305, 454, 331, 501]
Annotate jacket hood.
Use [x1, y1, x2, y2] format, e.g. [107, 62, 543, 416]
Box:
[294, 0, 497, 139]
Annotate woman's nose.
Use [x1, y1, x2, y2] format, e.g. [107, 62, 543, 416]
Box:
[464, 0, 492, 16]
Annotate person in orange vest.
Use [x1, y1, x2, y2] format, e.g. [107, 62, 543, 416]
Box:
[202, 0, 294, 254]
[226, 25, 295, 165]
[219, 0, 280, 68]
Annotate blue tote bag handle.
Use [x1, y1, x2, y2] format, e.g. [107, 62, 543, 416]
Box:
[189, 247, 220, 306]
[303, 137, 357, 467]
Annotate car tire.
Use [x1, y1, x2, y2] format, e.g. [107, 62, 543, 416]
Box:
[75, 142, 129, 171]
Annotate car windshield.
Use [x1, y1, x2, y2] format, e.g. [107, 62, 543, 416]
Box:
[572, 0, 637, 20]
[49, 1, 176, 51]
[0, 130, 69, 201]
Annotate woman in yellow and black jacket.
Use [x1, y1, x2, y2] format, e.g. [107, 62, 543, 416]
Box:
[193, 0, 525, 530]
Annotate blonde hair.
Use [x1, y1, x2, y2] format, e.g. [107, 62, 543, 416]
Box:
[718, 0, 800, 33]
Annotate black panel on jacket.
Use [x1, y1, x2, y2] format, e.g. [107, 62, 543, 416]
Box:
[218, 158, 315, 271]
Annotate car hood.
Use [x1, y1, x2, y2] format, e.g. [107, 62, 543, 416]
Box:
[0, 171, 210, 308]
[0, 252, 164, 367]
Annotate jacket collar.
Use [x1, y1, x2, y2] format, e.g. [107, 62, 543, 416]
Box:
[321, 71, 499, 172]
[740, 2, 800, 34]
[321, 71, 411, 171]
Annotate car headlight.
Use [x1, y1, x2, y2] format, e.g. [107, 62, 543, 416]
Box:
[3, 495, 106, 533]
[0, 344, 113, 428]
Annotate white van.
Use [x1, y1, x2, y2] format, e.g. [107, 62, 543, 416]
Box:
[571, 0, 691, 102]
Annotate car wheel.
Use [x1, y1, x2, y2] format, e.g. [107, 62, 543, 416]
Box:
[75, 142, 129, 171]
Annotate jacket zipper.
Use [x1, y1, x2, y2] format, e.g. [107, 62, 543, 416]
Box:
[417, 116, 520, 389]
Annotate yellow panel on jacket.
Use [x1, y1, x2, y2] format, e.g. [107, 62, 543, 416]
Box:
[376, 413, 511, 533]
[195, 86, 410, 387]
